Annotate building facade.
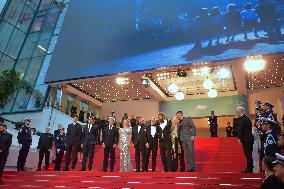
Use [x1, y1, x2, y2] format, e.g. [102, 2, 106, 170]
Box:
[0, 0, 70, 113]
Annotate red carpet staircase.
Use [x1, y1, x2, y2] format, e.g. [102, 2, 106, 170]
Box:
[2, 137, 263, 188]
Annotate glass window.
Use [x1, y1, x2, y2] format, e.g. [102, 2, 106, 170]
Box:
[26, 0, 41, 10]
[15, 59, 30, 78]
[30, 11, 48, 32]
[11, 89, 31, 112]
[26, 84, 48, 111]
[23, 56, 44, 86]
[16, 5, 35, 33]
[32, 31, 52, 57]
[0, 21, 14, 52]
[38, 0, 54, 11]
[0, 51, 3, 62]
[12, 56, 44, 112]
[4, 0, 25, 25]
[5, 28, 26, 58]
[42, 7, 60, 31]
[33, 54, 51, 84]
[0, 0, 8, 15]
[0, 54, 15, 73]
[33, 39, 49, 57]
[19, 32, 39, 59]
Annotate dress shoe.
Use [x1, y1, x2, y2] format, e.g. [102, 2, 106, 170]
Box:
[81, 169, 86, 171]
[187, 168, 195, 172]
[63, 168, 69, 171]
[36, 168, 41, 171]
[103, 168, 107, 172]
[152, 169, 157, 172]
[89, 168, 92, 171]
[241, 168, 253, 173]
[110, 169, 114, 172]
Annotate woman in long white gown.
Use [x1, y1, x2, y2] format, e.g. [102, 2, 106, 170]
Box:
[119, 118, 134, 172]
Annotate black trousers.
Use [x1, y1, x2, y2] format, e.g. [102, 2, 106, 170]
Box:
[160, 142, 172, 172]
[82, 143, 95, 170]
[134, 144, 147, 171]
[145, 143, 158, 171]
[172, 138, 185, 172]
[210, 126, 218, 137]
[242, 141, 253, 171]
[38, 149, 50, 170]
[54, 149, 64, 171]
[103, 146, 115, 171]
[17, 145, 30, 170]
[0, 151, 9, 181]
[65, 143, 78, 169]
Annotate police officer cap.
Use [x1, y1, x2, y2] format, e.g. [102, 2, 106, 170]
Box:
[25, 117, 32, 121]
[88, 115, 95, 120]
[255, 99, 262, 104]
[264, 102, 274, 108]
[273, 153, 284, 165]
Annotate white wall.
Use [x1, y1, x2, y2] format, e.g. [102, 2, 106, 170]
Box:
[102, 100, 159, 122]
[3, 107, 74, 133]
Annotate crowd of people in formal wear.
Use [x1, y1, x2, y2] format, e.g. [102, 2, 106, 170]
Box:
[1, 100, 284, 188]
[0, 110, 198, 184]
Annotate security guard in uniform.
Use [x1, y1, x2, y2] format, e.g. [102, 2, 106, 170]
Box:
[255, 106, 263, 121]
[0, 124, 12, 185]
[262, 118, 279, 159]
[17, 117, 32, 171]
[208, 111, 218, 137]
[37, 127, 54, 171]
[54, 128, 66, 171]
[263, 102, 280, 136]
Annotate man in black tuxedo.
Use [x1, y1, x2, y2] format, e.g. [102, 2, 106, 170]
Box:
[63, 114, 82, 171]
[157, 112, 172, 172]
[237, 107, 254, 173]
[132, 117, 148, 172]
[37, 127, 54, 171]
[145, 117, 159, 172]
[102, 116, 119, 172]
[81, 115, 98, 171]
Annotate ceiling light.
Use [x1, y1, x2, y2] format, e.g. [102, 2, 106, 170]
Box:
[116, 77, 129, 85]
[244, 58, 266, 72]
[203, 79, 214, 89]
[200, 67, 210, 76]
[168, 83, 178, 93]
[208, 89, 217, 98]
[175, 92, 185, 100]
[217, 68, 231, 79]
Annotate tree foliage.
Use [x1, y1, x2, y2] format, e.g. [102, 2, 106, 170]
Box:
[0, 69, 32, 109]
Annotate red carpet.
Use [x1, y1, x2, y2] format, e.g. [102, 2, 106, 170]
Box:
[2, 137, 263, 188]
